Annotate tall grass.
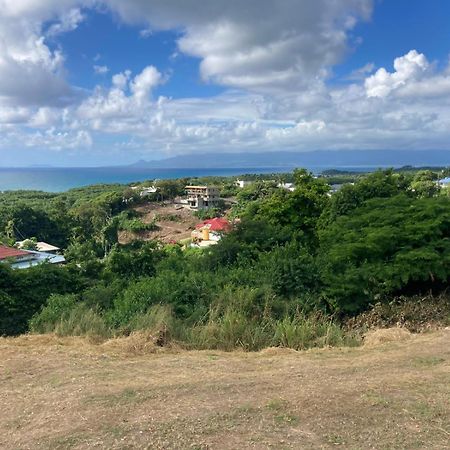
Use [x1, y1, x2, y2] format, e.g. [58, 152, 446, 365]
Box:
[30, 296, 360, 350]
[182, 308, 359, 351]
[54, 304, 111, 339]
[30, 299, 111, 340]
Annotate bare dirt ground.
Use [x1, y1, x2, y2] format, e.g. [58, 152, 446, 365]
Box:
[119, 202, 199, 244]
[1, 330, 449, 449]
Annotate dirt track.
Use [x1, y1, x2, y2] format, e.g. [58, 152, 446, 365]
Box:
[1, 330, 449, 449]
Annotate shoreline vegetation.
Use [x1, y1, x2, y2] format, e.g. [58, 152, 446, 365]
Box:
[1, 166, 449, 350]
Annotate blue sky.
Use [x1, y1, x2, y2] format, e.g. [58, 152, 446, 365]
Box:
[1, 0, 450, 166]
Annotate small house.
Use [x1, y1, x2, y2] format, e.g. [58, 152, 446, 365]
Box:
[0, 245, 65, 270]
[190, 217, 232, 248]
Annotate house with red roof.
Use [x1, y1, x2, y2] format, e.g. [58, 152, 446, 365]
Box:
[0, 245, 65, 270]
[0, 246, 34, 263]
[190, 217, 232, 248]
[195, 217, 232, 232]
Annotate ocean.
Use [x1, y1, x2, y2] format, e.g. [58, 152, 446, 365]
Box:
[0, 165, 388, 192]
[0, 166, 298, 192]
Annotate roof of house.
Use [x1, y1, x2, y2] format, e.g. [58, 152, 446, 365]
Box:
[195, 217, 232, 232]
[0, 245, 31, 260]
[36, 242, 60, 252]
[10, 251, 66, 269]
[16, 241, 60, 252]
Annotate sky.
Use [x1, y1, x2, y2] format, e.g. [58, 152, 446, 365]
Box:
[1, 0, 450, 167]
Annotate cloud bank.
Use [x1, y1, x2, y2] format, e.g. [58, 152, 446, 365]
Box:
[1, 0, 450, 162]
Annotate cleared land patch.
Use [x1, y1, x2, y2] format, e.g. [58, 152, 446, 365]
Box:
[1, 330, 449, 449]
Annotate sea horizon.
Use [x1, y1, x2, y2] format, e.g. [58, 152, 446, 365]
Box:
[0, 164, 408, 193]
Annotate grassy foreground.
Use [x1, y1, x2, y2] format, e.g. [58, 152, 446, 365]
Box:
[1, 329, 449, 449]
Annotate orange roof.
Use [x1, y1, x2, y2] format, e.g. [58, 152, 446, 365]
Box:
[0, 245, 31, 260]
[195, 217, 232, 232]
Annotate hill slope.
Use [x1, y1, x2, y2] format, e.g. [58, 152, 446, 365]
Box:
[1, 330, 449, 449]
[132, 150, 450, 169]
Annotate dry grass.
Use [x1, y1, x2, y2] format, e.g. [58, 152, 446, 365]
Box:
[1, 329, 449, 449]
[363, 327, 412, 347]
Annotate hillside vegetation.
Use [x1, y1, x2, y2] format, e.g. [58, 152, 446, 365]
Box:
[0, 168, 449, 345]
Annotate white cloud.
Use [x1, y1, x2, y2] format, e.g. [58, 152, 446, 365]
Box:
[94, 65, 109, 75]
[77, 66, 164, 130]
[105, 0, 372, 92]
[347, 62, 375, 81]
[365, 50, 429, 98]
[2, 2, 450, 161]
[0, 0, 89, 107]
[46, 8, 85, 36]
[130, 66, 163, 104]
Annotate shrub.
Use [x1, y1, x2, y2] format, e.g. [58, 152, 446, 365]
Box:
[346, 294, 450, 333]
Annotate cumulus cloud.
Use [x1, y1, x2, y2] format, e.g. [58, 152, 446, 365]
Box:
[130, 66, 163, 104]
[77, 66, 164, 128]
[365, 50, 429, 98]
[106, 0, 372, 92]
[0, 0, 89, 107]
[2, 1, 450, 160]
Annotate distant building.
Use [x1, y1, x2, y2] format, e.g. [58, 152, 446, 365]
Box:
[195, 217, 232, 233]
[185, 185, 220, 209]
[438, 177, 450, 188]
[140, 186, 158, 197]
[0, 245, 65, 270]
[329, 184, 344, 194]
[190, 217, 232, 248]
[236, 180, 252, 188]
[278, 182, 295, 192]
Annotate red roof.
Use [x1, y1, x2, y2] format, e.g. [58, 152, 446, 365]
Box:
[195, 217, 232, 232]
[0, 245, 31, 260]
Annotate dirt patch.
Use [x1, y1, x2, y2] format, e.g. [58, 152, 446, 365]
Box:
[364, 327, 412, 347]
[119, 202, 200, 244]
[1, 329, 449, 449]
[259, 346, 299, 356]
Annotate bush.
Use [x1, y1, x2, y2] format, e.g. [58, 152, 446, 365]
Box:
[346, 294, 450, 333]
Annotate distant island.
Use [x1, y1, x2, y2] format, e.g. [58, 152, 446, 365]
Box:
[130, 149, 450, 169]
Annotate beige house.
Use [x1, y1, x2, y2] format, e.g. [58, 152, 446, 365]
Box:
[185, 185, 220, 209]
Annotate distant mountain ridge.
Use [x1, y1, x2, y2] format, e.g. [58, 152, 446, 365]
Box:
[131, 150, 450, 169]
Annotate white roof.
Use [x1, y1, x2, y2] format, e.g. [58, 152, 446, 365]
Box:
[17, 241, 60, 252]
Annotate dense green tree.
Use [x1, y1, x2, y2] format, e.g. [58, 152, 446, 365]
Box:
[410, 170, 440, 198]
[318, 194, 450, 313]
[0, 264, 85, 335]
[105, 241, 162, 279]
[320, 170, 410, 227]
[245, 169, 329, 243]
